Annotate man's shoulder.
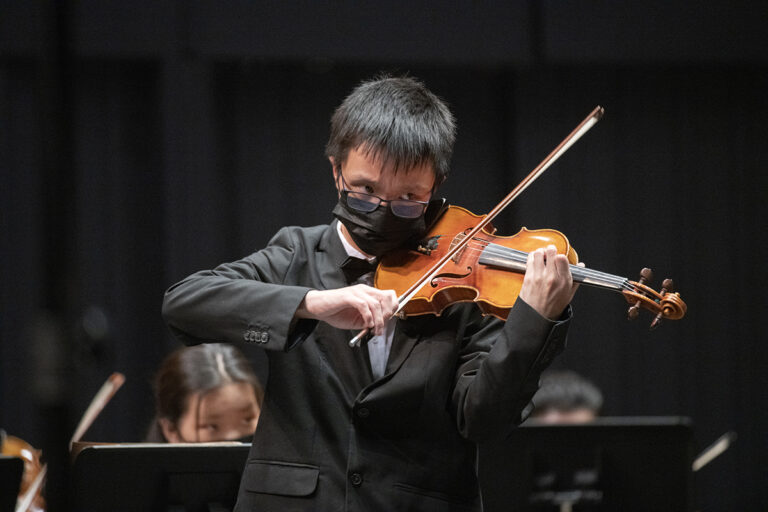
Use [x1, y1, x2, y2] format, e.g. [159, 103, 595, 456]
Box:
[267, 222, 334, 249]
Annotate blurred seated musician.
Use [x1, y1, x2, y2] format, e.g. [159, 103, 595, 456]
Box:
[145, 343, 264, 443]
[527, 370, 603, 424]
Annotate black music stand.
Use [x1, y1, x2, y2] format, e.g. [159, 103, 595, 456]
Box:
[478, 416, 695, 512]
[70, 442, 251, 512]
[0, 455, 24, 512]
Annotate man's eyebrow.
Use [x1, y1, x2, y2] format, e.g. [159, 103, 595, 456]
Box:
[345, 173, 376, 183]
[347, 177, 378, 189]
[414, 182, 434, 194]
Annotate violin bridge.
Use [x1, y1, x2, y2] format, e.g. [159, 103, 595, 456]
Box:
[449, 231, 473, 263]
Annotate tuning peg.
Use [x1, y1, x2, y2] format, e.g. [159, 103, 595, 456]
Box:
[649, 278, 674, 329]
[628, 268, 653, 320]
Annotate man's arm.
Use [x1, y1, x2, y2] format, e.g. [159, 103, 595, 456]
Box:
[451, 245, 578, 441]
[162, 228, 314, 350]
[163, 225, 400, 348]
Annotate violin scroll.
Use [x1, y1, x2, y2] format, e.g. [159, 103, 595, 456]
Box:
[627, 268, 653, 321]
[625, 268, 687, 329]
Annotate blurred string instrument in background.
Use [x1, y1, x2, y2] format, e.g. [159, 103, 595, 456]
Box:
[352, 106, 686, 346]
[1, 432, 44, 512]
[1, 372, 124, 512]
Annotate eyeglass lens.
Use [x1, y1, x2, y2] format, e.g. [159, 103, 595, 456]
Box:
[345, 191, 425, 218]
[339, 172, 427, 218]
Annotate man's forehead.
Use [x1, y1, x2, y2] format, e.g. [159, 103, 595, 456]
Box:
[347, 167, 435, 195]
[345, 147, 435, 184]
[352, 145, 433, 171]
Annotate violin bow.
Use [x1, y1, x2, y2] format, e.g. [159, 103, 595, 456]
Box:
[70, 372, 125, 447]
[350, 106, 605, 346]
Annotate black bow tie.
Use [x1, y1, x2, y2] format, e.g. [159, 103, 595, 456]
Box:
[341, 256, 377, 284]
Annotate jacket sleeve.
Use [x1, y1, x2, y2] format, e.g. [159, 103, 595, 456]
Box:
[161, 227, 317, 351]
[450, 299, 571, 442]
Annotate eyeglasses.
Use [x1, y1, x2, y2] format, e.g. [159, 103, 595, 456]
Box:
[338, 172, 429, 219]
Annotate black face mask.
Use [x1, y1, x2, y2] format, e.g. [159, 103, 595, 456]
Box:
[333, 192, 443, 257]
[234, 433, 254, 444]
[175, 431, 254, 444]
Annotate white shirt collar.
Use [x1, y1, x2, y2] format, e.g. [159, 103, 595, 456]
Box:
[336, 221, 376, 263]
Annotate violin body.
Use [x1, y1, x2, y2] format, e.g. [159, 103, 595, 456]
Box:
[376, 205, 579, 320]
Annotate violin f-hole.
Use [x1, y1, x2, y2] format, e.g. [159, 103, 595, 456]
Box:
[431, 267, 473, 287]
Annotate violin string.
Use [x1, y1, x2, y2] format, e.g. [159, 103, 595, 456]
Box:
[447, 233, 634, 291]
[476, 246, 631, 289]
[476, 244, 632, 290]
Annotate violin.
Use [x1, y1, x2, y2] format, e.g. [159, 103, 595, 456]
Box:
[350, 106, 686, 345]
[375, 204, 687, 325]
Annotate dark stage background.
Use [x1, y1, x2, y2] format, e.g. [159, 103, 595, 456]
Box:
[2, 1, 767, 510]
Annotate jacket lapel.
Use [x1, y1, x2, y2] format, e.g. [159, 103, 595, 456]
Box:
[315, 220, 350, 291]
[313, 221, 374, 385]
[384, 320, 419, 376]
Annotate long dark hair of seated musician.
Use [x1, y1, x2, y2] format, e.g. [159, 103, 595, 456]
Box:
[145, 343, 264, 443]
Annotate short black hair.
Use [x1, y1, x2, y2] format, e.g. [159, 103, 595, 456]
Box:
[325, 74, 456, 185]
[532, 370, 604, 413]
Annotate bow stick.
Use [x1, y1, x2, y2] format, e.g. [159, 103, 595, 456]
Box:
[350, 106, 605, 347]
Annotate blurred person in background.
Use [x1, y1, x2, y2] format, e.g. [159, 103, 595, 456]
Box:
[527, 370, 603, 424]
[145, 343, 264, 443]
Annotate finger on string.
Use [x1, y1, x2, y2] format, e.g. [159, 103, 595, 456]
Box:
[544, 245, 558, 264]
[532, 247, 546, 269]
[553, 253, 571, 278]
[526, 248, 536, 266]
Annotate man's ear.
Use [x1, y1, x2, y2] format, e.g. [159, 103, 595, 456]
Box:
[159, 418, 180, 443]
[329, 157, 342, 197]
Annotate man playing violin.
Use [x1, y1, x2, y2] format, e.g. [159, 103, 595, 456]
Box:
[162, 74, 579, 511]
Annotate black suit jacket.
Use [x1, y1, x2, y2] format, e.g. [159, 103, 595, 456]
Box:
[162, 220, 570, 512]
